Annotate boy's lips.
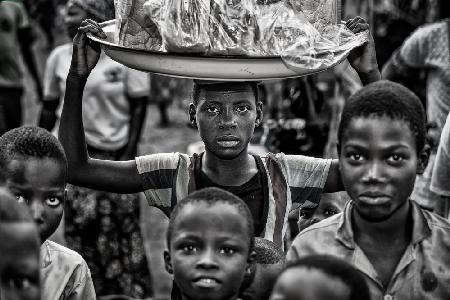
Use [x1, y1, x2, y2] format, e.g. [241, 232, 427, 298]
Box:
[217, 135, 240, 148]
[192, 277, 221, 288]
[357, 192, 391, 205]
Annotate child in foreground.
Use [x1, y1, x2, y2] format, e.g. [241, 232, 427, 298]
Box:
[0, 126, 96, 300]
[164, 187, 256, 300]
[0, 189, 40, 300]
[269, 255, 370, 300]
[58, 16, 379, 248]
[287, 81, 450, 299]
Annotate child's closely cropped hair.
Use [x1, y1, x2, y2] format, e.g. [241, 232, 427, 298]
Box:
[0, 126, 96, 300]
[165, 187, 256, 300]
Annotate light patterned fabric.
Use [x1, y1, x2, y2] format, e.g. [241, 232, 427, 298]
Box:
[431, 112, 450, 197]
[40, 240, 96, 300]
[0, 1, 30, 87]
[43, 45, 150, 149]
[287, 200, 450, 300]
[392, 20, 450, 209]
[135, 152, 331, 248]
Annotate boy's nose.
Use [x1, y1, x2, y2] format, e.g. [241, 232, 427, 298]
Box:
[218, 109, 237, 129]
[197, 249, 219, 270]
[362, 161, 386, 183]
[30, 201, 45, 223]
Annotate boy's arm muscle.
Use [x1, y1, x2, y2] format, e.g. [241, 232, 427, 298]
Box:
[59, 74, 142, 194]
[324, 159, 344, 193]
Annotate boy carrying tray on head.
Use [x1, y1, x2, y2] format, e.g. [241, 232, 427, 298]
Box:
[59, 17, 380, 247]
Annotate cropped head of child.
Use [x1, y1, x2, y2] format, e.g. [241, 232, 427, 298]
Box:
[269, 255, 370, 300]
[0, 189, 40, 300]
[164, 187, 256, 300]
[239, 238, 285, 300]
[337, 80, 428, 223]
[0, 126, 67, 244]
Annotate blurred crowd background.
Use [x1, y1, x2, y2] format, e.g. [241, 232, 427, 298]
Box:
[2, 0, 449, 298]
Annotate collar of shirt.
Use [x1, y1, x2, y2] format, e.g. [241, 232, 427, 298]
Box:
[40, 240, 52, 268]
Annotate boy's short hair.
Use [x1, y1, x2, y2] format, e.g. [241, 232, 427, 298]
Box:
[253, 237, 284, 265]
[192, 80, 259, 105]
[167, 187, 255, 252]
[284, 255, 371, 300]
[0, 126, 68, 179]
[0, 188, 33, 223]
[338, 80, 426, 153]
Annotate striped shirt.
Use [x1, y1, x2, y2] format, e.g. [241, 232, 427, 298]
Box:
[136, 152, 331, 248]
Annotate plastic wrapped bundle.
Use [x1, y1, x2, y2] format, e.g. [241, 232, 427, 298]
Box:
[161, 0, 211, 54]
[258, 1, 367, 70]
[209, 0, 260, 56]
[115, 0, 162, 50]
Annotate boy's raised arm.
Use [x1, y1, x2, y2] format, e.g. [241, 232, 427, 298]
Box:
[346, 17, 381, 85]
[59, 20, 142, 194]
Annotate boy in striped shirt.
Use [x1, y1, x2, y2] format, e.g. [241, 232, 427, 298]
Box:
[59, 17, 379, 247]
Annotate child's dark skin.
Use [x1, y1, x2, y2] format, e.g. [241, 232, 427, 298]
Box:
[269, 266, 350, 300]
[339, 116, 429, 288]
[0, 222, 40, 300]
[3, 158, 66, 244]
[58, 17, 378, 194]
[164, 202, 255, 300]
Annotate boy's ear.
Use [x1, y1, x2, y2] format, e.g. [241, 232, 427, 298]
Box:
[255, 101, 263, 127]
[188, 103, 198, 129]
[164, 250, 174, 274]
[417, 144, 431, 174]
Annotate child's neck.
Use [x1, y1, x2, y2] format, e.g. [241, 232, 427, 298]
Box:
[352, 200, 412, 244]
[203, 149, 257, 186]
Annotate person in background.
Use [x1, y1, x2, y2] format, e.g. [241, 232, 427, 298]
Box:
[269, 255, 371, 300]
[430, 112, 450, 219]
[288, 81, 450, 299]
[0, 189, 41, 300]
[382, 0, 450, 215]
[0, 0, 42, 135]
[39, 0, 153, 297]
[239, 238, 285, 300]
[0, 126, 96, 300]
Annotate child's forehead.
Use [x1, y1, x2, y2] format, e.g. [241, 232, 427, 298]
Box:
[173, 202, 249, 234]
[343, 115, 414, 141]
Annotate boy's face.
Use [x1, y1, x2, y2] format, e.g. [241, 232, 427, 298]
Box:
[240, 262, 284, 300]
[269, 267, 350, 300]
[4, 158, 66, 243]
[165, 202, 254, 300]
[0, 222, 40, 300]
[299, 193, 348, 232]
[339, 116, 425, 222]
[190, 84, 262, 160]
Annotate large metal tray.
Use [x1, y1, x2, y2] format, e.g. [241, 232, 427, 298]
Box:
[88, 19, 345, 81]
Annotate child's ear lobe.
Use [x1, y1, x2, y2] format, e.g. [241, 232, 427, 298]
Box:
[417, 144, 431, 174]
[164, 250, 174, 274]
[188, 103, 198, 129]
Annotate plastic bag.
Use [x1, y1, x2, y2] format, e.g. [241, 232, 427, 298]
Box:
[115, 0, 162, 51]
[209, 0, 260, 55]
[161, 0, 211, 53]
[258, 1, 367, 71]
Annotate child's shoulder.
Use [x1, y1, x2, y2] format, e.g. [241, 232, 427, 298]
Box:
[42, 240, 88, 267]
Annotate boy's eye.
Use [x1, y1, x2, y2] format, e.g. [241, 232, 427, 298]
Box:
[15, 195, 27, 204]
[219, 246, 236, 255]
[299, 209, 313, 219]
[206, 106, 220, 114]
[235, 105, 250, 113]
[324, 208, 338, 217]
[182, 245, 197, 253]
[46, 197, 61, 207]
[6, 276, 32, 290]
[387, 154, 404, 164]
[348, 153, 364, 161]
